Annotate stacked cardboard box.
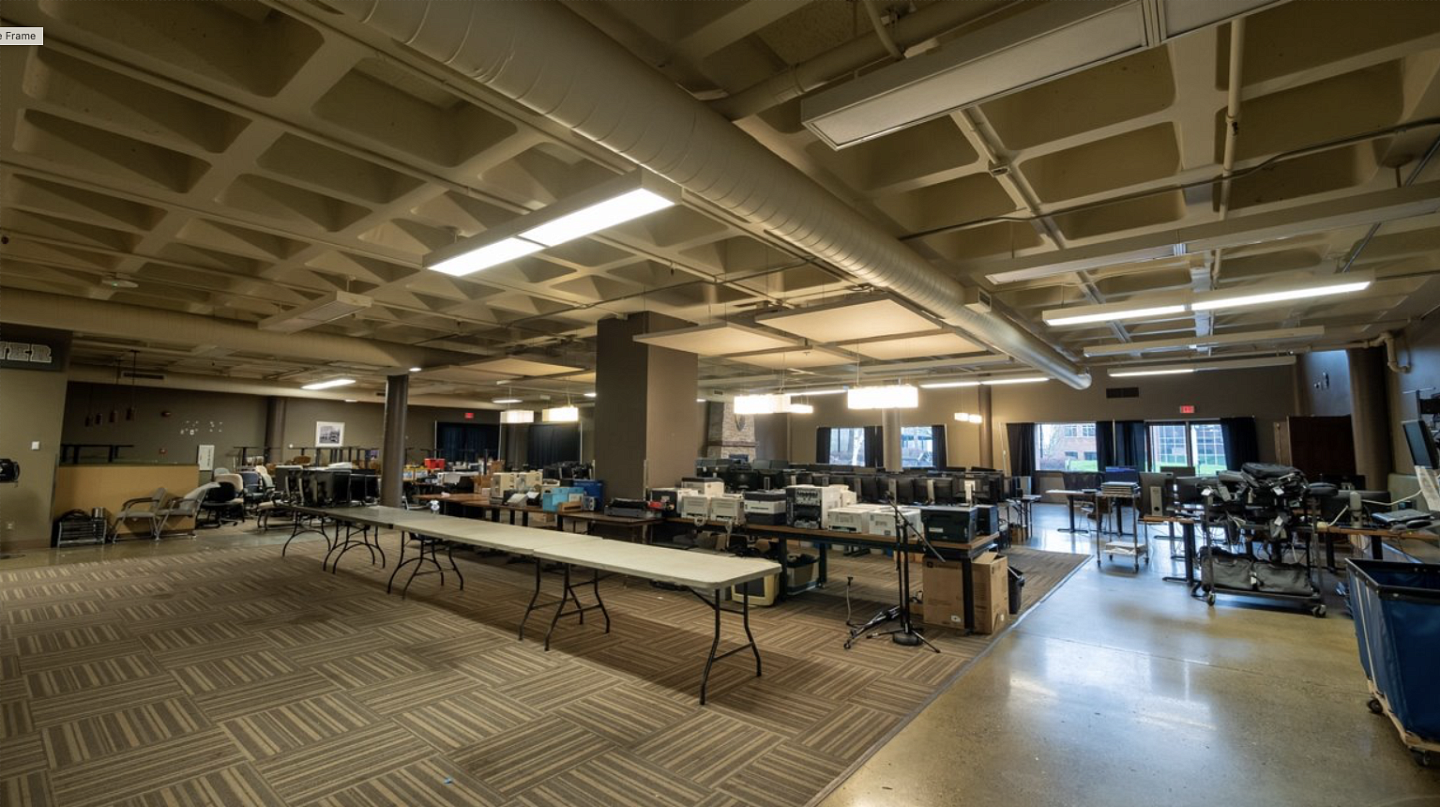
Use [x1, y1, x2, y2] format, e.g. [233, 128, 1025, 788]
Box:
[921, 551, 1009, 635]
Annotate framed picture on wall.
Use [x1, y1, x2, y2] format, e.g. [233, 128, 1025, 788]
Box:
[316, 421, 345, 447]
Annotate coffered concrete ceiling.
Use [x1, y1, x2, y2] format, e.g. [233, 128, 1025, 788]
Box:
[3, 0, 1440, 403]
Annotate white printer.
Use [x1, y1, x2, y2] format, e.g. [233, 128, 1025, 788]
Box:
[787, 484, 852, 530]
[866, 505, 924, 538]
[681, 477, 725, 496]
[679, 492, 714, 522]
[709, 493, 746, 525]
[825, 503, 886, 533]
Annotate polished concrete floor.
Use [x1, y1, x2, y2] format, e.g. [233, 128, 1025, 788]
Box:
[820, 508, 1440, 807]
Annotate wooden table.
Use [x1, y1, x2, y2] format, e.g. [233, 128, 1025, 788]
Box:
[457, 499, 546, 527]
[414, 493, 487, 516]
[1142, 514, 1199, 592]
[1316, 523, 1440, 569]
[554, 510, 657, 543]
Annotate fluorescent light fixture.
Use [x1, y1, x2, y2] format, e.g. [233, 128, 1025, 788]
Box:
[788, 403, 814, 415]
[954, 411, 970, 421]
[1083, 326, 1325, 357]
[1105, 356, 1297, 376]
[583, 392, 597, 398]
[344, 399, 357, 403]
[543, 406, 579, 423]
[1043, 297, 1190, 327]
[1108, 368, 1196, 378]
[501, 410, 535, 424]
[301, 378, 355, 390]
[847, 385, 918, 410]
[492, 398, 522, 405]
[921, 380, 982, 389]
[1190, 276, 1372, 312]
[735, 393, 803, 415]
[425, 169, 680, 276]
[981, 376, 1050, 385]
[969, 414, 983, 424]
[521, 189, 675, 247]
[259, 291, 371, 333]
[801, 2, 1150, 149]
[791, 387, 847, 396]
[409, 367, 422, 373]
[697, 399, 706, 403]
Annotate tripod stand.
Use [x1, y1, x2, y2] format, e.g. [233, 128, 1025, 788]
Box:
[845, 500, 940, 653]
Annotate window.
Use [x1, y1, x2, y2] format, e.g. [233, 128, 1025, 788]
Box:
[1148, 421, 1228, 474]
[900, 426, 935, 469]
[828, 427, 866, 466]
[1036, 422, 1098, 472]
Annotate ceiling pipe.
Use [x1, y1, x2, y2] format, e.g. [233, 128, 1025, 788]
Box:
[66, 366, 506, 409]
[862, 0, 905, 61]
[0, 288, 483, 371]
[710, 0, 1008, 120]
[337, 1, 1091, 389]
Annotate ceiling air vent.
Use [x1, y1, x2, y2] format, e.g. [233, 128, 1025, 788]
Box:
[1106, 387, 1140, 399]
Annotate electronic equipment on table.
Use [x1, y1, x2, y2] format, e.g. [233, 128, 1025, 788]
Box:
[1139, 472, 1174, 517]
[742, 490, 788, 525]
[647, 487, 684, 513]
[681, 477, 725, 496]
[825, 504, 886, 533]
[606, 498, 662, 519]
[679, 492, 715, 522]
[785, 484, 851, 530]
[1101, 481, 1141, 499]
[868, 505, 923, 538]
[919, 505, 992, 543]
[1371, 509, 1436, 530]
[709, 494, 746, 525]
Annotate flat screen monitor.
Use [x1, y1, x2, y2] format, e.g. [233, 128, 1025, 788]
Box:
[930, 477, 956, 504]
[1104, 466, 1141, 484]
[1175, 476, 1216, 505]
[1403, 420, 1439, 469]
[859, 475, 880, 503]
[727, 470, 762, 491]
[307, 469, 351, 507]
[1160, 465, 1195, 477]
[893, 477, 917, 504]
[1139, 472, 1173, 515]
[1061, 471, 1087, 492]
[965, 472, 1006, 504]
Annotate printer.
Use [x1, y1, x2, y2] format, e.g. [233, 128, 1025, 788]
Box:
[679, 492, 714, 522]
[742, 490, 788, 525]
[681, 477, 726, 496]
[867, 505, 923, 538]
[786, 484, 850, 530]
[709, 493, 746, 525]
[491, 471, 541, 501]
[825, 504, 885, 533]
[920, 505, 980, 542]
[647, 487, 685, 513]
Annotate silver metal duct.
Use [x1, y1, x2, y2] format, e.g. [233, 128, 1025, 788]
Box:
[337, 1, 1091, 389]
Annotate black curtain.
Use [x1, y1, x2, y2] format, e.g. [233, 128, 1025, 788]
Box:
[1117, 420, 1147, 468]
[1095, 421, 1116, 470]
[930, 424, 948, 469]
[863, 426, 884, 469]
[815, 427, 832, 464]
[1220, 417, 1260, 470]
[1006, 422, 1035, 477]
[527, 424, 579, 468]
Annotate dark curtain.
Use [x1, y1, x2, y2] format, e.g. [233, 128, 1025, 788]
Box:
[1006, 422, 1035, 477]
[1095, 421, 1116, 470]
[930, 424, 948, 469]
[815, 427, 832, 464]
[1117, 420, 1147, 468]
[527, 424, 579, 468]
[1220, 417, 1260, 470]
[863, 426, 884, 469]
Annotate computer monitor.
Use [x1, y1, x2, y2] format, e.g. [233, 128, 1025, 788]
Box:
[1160, 465, 1195, 477]
[1403, 420, 1439, 469]
[307, 469, 351, 507]
[1104, 466, 1141, 484]
[1061, 471, 1088, 492]
[1175, 476, 1216, 505]
[894, 476, 917, 504]
[930, 477, 956, 504]
[727, 469, 762, 491]
[859, 475, 880, 503]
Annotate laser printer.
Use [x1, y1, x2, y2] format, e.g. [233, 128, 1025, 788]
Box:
[742, 490, 788, 525]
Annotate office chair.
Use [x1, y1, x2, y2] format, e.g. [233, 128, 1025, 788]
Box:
[200, 475, 245, 527]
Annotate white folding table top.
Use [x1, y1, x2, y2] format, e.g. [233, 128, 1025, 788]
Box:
[534, 541, 779, 590]
[424, 522, 601, 556]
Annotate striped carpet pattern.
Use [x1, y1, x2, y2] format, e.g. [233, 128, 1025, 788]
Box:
[0, 532, 1085, 806]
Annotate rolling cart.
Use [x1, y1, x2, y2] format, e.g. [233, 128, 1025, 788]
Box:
[1200, 519, 1325, 617]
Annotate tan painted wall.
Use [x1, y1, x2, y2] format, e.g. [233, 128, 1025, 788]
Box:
[1389, 316, 1440, 475]
[1296, 351, 1352, 416]
[52, 464, 202, 536]
[0, 368, 67, 550]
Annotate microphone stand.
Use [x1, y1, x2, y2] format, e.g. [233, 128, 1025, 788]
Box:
[845, 497, 941, 653]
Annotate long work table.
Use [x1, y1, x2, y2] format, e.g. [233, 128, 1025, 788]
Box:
[287, 505, 776, 703]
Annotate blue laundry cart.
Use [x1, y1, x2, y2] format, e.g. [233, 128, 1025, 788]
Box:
[1346, 559, 1440, 767]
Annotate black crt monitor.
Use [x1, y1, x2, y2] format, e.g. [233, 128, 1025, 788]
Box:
[728, 469, 762, 491]
[1104, 466, 1141, 484]
[1403, 420, 1440, 469]
[931, 476, 957, 504]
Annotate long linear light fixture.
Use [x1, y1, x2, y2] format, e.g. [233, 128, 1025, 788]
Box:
[981, 376, 1050, 385]
[920, 380, 982, 389]
[501, 410, 535, 424]
[1046, 276, 1372, 327]
[1106, 356, 1297, 377]
[1191, 275, 1372, 311]
[426, 170, 681, 276]
[1084, 326, 1325, 357]
[734, 393, 814, 415]
[543, 406, 579, 423]
[301, 378, 355, 390]
[847, 385, 919, 410]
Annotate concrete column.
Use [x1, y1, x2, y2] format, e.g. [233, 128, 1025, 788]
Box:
[977, 385, 994, 468]
[264, 396, 286, 463]
[882, 409, 902, 471]
[380, 373, 409, 507]
[1347, 346, 1392, 489]
[595, 313, 698, 498]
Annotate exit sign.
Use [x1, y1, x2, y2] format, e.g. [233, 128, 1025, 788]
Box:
[1180, 405, 1196, 414]
[464, 412, 474, 420]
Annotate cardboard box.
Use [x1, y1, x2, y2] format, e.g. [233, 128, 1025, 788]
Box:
[921, 552, 1009, 635]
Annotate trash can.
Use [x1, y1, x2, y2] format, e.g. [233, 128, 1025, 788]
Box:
[1007, 566, 1025, 615]
[1346, 559, 1440, 764]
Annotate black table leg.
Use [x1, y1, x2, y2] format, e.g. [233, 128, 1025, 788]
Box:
[519, 558, 544, 640]
[961, 555, 976, 634]
[1371, 534, 1384, 560]
[695, 587, 763, 706]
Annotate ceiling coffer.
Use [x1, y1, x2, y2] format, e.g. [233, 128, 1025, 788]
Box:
[258, 291, 372, 334]
[336, 1, 1093, 389]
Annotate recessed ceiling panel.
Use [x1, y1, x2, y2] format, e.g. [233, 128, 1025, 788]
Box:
[465, 357, 584, 377]
[728, 346, 853, 369]
[853, 332, 985, 361]
[758, 298, 938, 343]
[634, 322, 799, 356]
[423, 367, 517, 385]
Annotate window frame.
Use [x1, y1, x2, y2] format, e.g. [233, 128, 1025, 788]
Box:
[827, 427, 867, 466]
[1034, 421, 1100, 473]
[899, 425, 936, 469]
[1147, 419, 1227, 474]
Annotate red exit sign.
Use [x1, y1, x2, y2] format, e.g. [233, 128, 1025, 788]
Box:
[464, 412, 474, 420]
[1179, 405, 1196, 414]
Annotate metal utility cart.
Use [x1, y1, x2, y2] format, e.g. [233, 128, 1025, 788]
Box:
[1200, 518, 1325, 617]
[1347, 559, 1440, 767]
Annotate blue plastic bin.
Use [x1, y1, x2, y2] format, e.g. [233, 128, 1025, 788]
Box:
[1346, 559, 1440, 744]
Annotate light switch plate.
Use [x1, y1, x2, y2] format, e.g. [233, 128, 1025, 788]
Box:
[30, 441, 40, 450]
